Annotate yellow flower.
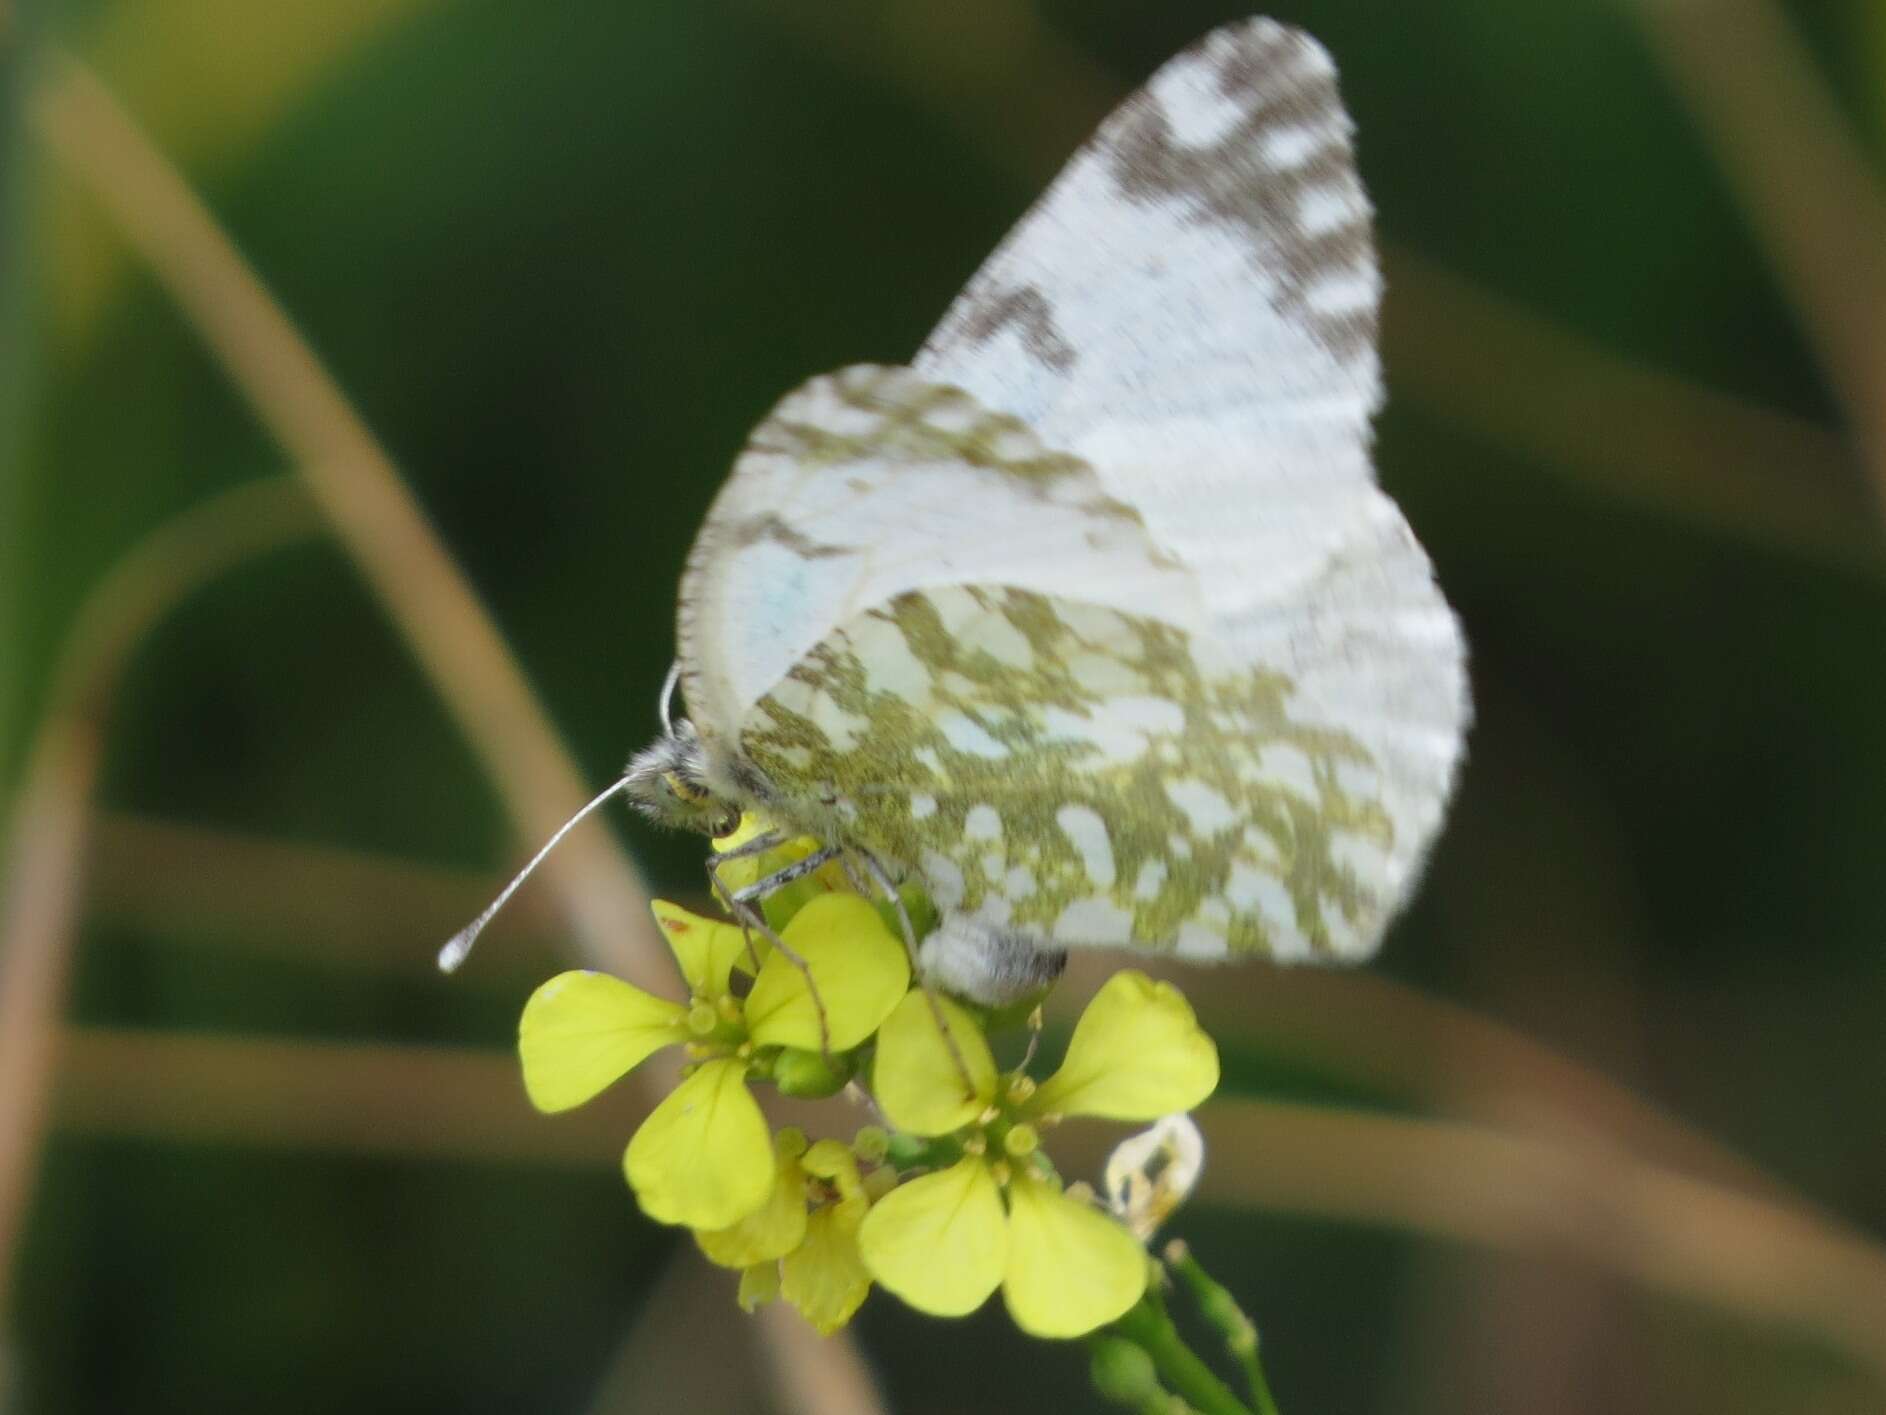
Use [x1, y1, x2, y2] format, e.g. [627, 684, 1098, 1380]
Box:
[857, 972, 1218, 1338]
[780, 1141, 874, 1335]
[517, 892, 909, 1231]
[702, 1135, 876, 1336]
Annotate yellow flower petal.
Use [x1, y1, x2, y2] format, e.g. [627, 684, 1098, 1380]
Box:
[517, 971, 688, 1113]
[1028, 971, 1219, 1121]
[624, 1059, 773, 1229]
[745, 894, 910, 1052]
[857, 1157, 1006, 1317]
[1001, 1171, 1148, 1339]
[695, 1138, 809, 1269]
[871, 991, 998, 1136]
[737, 1262, 780, 1312]
[651, 900, 756, 997]
[781, 1196, 872, 1335]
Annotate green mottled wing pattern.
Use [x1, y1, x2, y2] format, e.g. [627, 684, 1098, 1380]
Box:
[741, 583, 1394, 961]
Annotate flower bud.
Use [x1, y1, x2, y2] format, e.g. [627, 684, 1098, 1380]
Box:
[772, 1045, 854, 1098]
[1088, 1335, 1160, 1404]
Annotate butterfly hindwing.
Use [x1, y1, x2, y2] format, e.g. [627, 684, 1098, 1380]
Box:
[739, 584, 1395, 962]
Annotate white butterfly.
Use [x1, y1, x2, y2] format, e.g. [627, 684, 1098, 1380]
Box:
[445, 18, 1469, 1005]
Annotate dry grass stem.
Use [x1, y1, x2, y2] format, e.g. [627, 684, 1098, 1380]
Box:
[86, 811, 566, 973]
[0, 478, 318, 1316]
[48, 1026, 1886, 1386]
[80, 810, 1786, 1205]
[29, 51, 659, 984]
[26, 56, 875, 1404]
[1385, 249, 1874, 570]
[1628, 0, 1886, 519]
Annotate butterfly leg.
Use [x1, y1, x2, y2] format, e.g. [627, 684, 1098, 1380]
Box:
[705, 843, 843, 1057]
[704, 832, 785, 972]
[855, 849, 979, 1106]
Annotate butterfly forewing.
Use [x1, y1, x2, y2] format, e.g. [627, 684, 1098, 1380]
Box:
[919, 19, 1380, 470]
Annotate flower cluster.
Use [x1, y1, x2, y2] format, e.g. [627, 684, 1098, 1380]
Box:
[516, 822, 1219, 1339]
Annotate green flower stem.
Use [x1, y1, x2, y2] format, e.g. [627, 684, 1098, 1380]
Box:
[1108, 1290, 1253, 1415]
[1163, 1242, 1280, 1415]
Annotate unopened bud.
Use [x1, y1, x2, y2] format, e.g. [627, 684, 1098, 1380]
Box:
[1088, 1336, 1159, 1404]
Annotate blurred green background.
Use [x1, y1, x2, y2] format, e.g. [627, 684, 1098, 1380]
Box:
[4, 1, 1886, 1411]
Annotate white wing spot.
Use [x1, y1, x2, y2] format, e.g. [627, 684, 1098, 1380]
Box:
[1003, 865, 1037, 899]
[1054, 804, 1116, 888]
[811, 697, 870, 752]
[972, 895, 1014, 927]
[1296, 183, 1364, 238]
[1254, 742, 1318, 800]
[969, 610, 1035, 670]
[1065, 652, 1148, 696]
[1260, 122, 1330, 171]
[910, 793, 937, 820]
[964, 803, 1003, 840]
[1041, 705, 1152, 764]
[851, 615, 933, 704]
[1133, 858, 1167, 902]
[1226, 864, 1296, 929]
[1303, 268, 1380, 316]
[1052, 897, 1135, 945]
[1335, 759, 1380, 799]
[1166, 778, 1240, 834]
[937, 711, 1009, 759]
[1319, 899, 1362, 958]
[1112, 696, 1186, 733]
[1330, 829, 1387, 884]
[1241, 825, 1283, 869]
[922, 396, 982, 436]
[1148, 65, 1248, 148]
[1175, 920, 1226, 960]
[921, 848, 966, 908]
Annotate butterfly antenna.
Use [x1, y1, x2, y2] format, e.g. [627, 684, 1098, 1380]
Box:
[437, 775, 633, 973]
[658, 661, 682, 735]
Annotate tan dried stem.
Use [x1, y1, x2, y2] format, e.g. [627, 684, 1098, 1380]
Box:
[68, 813, 1800, 1205]
[26, 53, 877, 1410]
[0, 477, 319, 1316]
[48, 1026, 1886, 1387]
[1627, 0, 1886, 519]
[1384, 249, 1875, 571]
[28, 50, 659, 984]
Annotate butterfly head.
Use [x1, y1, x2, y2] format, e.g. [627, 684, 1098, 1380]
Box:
[622, 721, 741, 838]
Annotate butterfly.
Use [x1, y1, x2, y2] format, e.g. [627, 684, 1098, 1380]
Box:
[444, 17, 1469, 1005]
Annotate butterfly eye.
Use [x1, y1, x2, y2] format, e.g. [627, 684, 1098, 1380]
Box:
[663, 771, 708, 804]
